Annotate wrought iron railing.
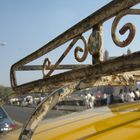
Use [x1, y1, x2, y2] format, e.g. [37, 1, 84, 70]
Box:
[8, 0, 140, 139]
[10, 0, 140, 94]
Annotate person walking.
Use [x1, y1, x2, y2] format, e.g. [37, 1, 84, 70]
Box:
[126, 89, 135, 102]
[84, 94, 88, 108]
[89, 94, 95, 109]
[119, 89, 125, 103]
[86, 93, 91, 108]
[106, 93, 111, 105]
[103, 93, 107, 105]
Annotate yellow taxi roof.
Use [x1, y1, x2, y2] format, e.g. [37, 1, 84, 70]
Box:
[3, 102, 140, 140]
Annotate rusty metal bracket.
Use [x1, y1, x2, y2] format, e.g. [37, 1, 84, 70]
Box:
[18, 82, 79, 140]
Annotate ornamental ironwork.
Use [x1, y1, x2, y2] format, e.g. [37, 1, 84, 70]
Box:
[3, 0, 140, 139]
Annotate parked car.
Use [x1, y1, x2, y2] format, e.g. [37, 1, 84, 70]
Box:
[0, 107, 16, 133]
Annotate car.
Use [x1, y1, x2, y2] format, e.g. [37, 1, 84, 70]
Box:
[0, 107, 16, 133]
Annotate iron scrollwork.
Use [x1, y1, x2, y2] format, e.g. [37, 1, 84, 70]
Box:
[112, 9, 140, 48]
[43, 35, 88, 77]
[42, 58, 51, 77]
[74, 36, 88, 62]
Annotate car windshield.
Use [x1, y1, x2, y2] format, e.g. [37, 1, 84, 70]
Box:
[0, 107, 7, 119]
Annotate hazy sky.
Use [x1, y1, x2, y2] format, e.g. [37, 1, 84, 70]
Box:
[0, 0, 140, 87]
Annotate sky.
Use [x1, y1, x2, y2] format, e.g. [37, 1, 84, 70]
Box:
[0, 0, 140, 87]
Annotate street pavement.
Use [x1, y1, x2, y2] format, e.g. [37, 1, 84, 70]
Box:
[3, 105, 72, 126]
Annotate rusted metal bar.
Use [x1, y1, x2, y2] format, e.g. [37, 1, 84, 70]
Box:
[17, 64, 91, 71]
[14, 51, 140, 94]
[77, 73, 137, 90]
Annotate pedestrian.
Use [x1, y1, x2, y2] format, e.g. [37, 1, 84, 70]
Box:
[106, 93, 111, 105]
[89, 94, 95, 109]
[119, 89, 125, 103]
[83, 94, 89, 109]
[103, 93, 107, 105]
[130, 89, 135, 102]
[126, 89, 135, 102]
[87, 93, 91, 108]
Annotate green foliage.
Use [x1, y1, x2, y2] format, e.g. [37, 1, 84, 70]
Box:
[0, 85, 13, 98]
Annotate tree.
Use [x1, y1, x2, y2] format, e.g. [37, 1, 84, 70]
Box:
[104, 50, 109, 61]
[0, 85, 13, 98]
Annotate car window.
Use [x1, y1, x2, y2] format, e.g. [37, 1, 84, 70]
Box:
[0, 107, 7, 119]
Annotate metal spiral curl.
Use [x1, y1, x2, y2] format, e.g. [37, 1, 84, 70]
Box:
[42, 58, 51, 77]
[111, 9, 140, 48]
[74, 36, 88, 62]
[42, 36, 88, 77]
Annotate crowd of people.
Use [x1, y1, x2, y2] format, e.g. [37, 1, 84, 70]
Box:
[8, 88, 140, 109]
[83, 93, 95, 109]
[83, 88, 140, 109]
[119, 88, 140, 103]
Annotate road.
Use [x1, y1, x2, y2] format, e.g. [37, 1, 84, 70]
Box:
[3, 105, 34, 125]
[3, 105, 72, 125]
